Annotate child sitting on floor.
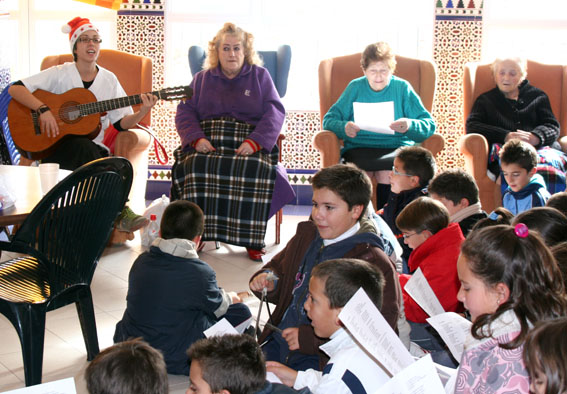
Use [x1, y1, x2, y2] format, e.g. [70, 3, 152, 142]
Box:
[85, 339, 168, 394]
[428, 168, 488, 237]
[266, 258, 390, 394]
[114, 200, 251, 375]
[500, 139, 550, 215]
[455, 224, 567, 393]
[396, 197, 464, 367]
[379, 145, 436, 272]
[187, 334, 308, 394]
[249, 164, 400, 372]
[523, 317, 567, 394]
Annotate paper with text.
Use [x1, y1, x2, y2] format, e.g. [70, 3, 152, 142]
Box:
[3, 377, 76, 394]
[404, 267, 445, 317]
[204, 318, 239, 338]
[353, 101, 395, 134]
[426, 312, 472, 362]
[339, 288, 414, 376]
[374, 354, 445, 394]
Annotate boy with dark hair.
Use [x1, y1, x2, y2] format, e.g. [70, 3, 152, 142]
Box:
[379, 145, 436, 271]
[188, 334, 307, 394]
[267, 258, 390, 394]
[428, 169, 488, 236]
[547, 191, 567, 216]
[85, 339, 168, 394]
[499, 139, 550, 215]
[249, 164, 400, 372]
[114, 200, 251, 375]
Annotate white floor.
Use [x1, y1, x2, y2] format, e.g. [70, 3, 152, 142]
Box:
[0, 205, 311, 393]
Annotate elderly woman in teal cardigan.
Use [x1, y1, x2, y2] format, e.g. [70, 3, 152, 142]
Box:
[323, 42, 436, 209]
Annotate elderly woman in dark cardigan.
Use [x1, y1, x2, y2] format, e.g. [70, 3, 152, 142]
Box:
[466, 57, 566, 193]
[171, 22, 295, 261]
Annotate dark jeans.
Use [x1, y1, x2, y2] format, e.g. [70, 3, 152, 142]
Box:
[261, 333, 320, 371]
[409, 320, 458, 368]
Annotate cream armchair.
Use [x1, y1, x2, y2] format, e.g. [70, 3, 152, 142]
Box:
[313, 53, 444, 169]
[459, 60, 567, 213]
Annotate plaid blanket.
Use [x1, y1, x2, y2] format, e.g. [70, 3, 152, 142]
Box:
[489, 144, 567, 195]
[171, 118, 278, 249]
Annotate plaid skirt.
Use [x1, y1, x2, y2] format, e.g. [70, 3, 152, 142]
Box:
[171, 118, 278, 249]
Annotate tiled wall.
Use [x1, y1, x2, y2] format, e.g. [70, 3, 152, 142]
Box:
[117, 0, 485, 201]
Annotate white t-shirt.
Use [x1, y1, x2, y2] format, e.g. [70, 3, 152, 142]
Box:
[22, 62, 133, 145]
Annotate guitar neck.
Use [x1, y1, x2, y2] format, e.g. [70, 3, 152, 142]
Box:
[80, 91, 160, 116]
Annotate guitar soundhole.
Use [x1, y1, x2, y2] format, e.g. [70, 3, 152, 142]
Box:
[59, 101, 82, 124]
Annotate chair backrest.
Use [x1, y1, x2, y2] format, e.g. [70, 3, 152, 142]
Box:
[0, 84, 20, 165]
[318, 53, 437, 126]
[40, 49, 153, 125]
[188, 45, 292, 98]
[463, 60, 567, 136]
[12, 157, 132, 295]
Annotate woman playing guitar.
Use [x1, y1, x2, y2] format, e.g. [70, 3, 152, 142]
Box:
[8, 16, 158, 234]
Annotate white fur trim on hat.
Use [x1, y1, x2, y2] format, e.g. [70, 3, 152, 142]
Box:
[62, 17, 99, 52]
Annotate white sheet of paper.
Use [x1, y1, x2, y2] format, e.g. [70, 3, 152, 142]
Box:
[373, 355, 445, 394]
[338, 288, 414, 376]
[266, 371, 283, 384]
[404, 267, 445, 317]
[3, 377, 76, 394]
[353, 101, 395, 134]
[204, 318, 239, 338]
[426, 312, 472, 362]
[235, 316, 254, 334]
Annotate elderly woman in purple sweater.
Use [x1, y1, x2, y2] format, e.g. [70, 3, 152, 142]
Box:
[172, 22, 294, 261]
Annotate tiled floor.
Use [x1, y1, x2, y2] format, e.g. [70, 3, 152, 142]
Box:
[0, 205, 311, 393]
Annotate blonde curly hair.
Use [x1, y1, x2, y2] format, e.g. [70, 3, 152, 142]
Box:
[205, 22, 263, 70]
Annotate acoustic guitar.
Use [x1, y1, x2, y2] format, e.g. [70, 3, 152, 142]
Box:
[8, 86, 192, 159]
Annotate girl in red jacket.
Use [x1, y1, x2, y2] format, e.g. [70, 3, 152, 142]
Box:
[396, 196, 465, 367]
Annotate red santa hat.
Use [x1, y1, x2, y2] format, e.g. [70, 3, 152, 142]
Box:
[62, 17, 99, 52]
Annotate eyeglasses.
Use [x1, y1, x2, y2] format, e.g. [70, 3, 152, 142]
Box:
[402, 232, 419, 239]
[77, 37, 102, 44]
[391, 166, 414, 177]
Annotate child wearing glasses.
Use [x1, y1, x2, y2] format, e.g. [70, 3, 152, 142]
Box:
[500, 139, 550, 215]
[378, 145, 436, 272]
[249, 164, 400, 373]
[396, 196, 464, 367]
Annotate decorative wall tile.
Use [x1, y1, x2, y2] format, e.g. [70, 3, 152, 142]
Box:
[432, 0, 483, 170]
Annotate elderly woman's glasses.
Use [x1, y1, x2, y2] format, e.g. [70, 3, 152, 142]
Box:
[78, 37, 102, 44]
[391, 166, 414, 177]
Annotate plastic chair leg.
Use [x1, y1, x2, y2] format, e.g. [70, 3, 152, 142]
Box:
[76, 288, 100, 361]
[8, 303, 48, 386]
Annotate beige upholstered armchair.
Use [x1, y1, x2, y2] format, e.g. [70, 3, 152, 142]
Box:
[40, 49, 153, 214]
[313, 53, 444, 169]
[459, 60, 567, 213]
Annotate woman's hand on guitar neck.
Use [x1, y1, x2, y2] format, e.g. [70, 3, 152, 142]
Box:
[40, 110, 60, 138]
[139, 93, 158, 116]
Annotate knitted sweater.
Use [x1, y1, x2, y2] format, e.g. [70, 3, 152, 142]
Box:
[323, 75, 436, 154]
[466, 80, 559, 148]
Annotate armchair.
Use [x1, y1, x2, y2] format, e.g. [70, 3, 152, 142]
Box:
[313, 53, 444, 168]
[313, 53, 444, 208]
[459, 60, 567, 213]
[40, 49, 153, 214]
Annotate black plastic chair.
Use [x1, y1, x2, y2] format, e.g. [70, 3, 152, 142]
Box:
[0, 157, 133, 386]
